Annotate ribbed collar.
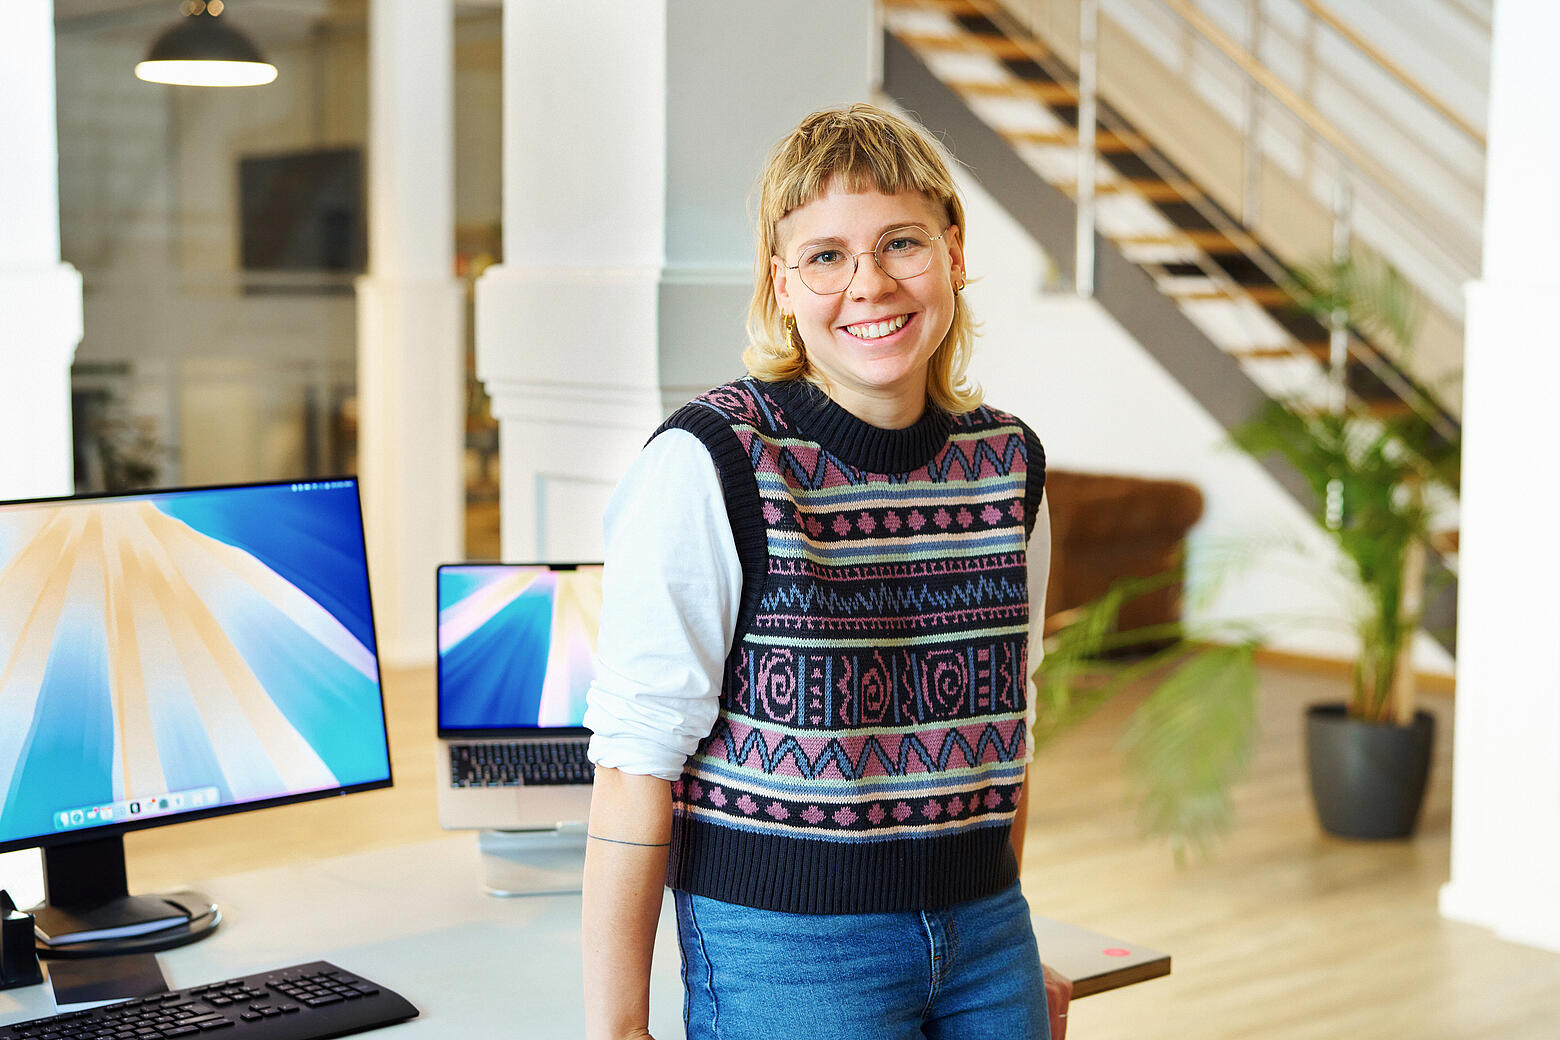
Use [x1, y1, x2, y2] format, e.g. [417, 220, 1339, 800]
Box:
[763, 379, 953, 475]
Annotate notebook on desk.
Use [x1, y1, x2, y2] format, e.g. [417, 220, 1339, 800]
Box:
[435, 562, 602, 831]
[1031, 916, 1171, 998]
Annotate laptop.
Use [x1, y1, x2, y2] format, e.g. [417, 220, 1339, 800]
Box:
[435, 562, 601, 831]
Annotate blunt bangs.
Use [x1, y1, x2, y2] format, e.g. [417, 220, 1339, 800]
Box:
[744, 104, 980, 414]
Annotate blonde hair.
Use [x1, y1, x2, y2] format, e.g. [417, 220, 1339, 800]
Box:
[742, 104, 982, 414]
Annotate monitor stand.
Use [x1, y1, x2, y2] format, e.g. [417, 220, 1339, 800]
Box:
[477, 823, 586, 897]
[30, 835, 220, 959]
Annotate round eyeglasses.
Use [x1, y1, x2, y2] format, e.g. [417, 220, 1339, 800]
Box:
[784, 225, 947, 295]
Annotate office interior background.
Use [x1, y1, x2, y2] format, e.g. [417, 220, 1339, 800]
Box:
[3, 0, 1559, 1036]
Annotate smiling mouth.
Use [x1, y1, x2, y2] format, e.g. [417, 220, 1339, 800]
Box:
[842, 314, 910, 340]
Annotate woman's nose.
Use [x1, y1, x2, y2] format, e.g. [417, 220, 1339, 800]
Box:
[846, 250, 896, 298]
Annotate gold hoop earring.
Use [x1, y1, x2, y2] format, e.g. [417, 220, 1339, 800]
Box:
[785, 314, 799, 355]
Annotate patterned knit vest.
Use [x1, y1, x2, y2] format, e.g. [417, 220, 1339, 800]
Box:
[657, 378, 1045, 914]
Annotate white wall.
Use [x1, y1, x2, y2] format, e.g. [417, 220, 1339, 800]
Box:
[1, 0, 81, 502]
[1440, 0, 1560, 954]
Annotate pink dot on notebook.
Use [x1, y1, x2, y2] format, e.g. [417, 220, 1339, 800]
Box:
[1103, 948, 1131, 957]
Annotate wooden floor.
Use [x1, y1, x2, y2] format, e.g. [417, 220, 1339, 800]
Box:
[117, 660, 1560, 1039]
[1024, 668, 1560, 1039]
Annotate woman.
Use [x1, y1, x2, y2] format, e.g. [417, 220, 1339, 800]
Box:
[581, 103, 1069, 1039]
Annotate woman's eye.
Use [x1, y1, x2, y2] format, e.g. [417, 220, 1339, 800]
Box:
[804, 250, 844, 267]
[885, 235, 927, 253]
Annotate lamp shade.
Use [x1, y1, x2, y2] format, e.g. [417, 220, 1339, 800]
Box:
[135, 11, 278, 87]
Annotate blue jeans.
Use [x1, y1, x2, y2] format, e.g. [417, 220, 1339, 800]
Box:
[674, 882, 1050, 1039]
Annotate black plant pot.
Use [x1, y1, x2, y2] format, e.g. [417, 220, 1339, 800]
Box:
[1305, 703, 1435, 839]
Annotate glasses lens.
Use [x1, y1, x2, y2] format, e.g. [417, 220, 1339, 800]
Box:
[875, 226, 935, 281]
[797, 244, 854, 295]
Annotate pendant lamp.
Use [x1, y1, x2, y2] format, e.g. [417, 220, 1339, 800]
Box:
[135, 1, 278, 87]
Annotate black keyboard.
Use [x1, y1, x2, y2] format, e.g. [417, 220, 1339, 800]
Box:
[449, 741, 592, 786]
[0, 961, 417, 1040]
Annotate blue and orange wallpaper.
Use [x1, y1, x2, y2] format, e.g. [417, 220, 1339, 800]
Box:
[0, 482, 390, 847]
[437, 565, 602, 731]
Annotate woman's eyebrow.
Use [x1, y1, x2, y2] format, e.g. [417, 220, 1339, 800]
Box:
[795, 224, 928, 250]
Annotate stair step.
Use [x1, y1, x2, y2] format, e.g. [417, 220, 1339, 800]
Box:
[1003, 128, 1144, 153]
[1288, 398, 1419, 421]
[897, 31, 1039, 61]
[1116, 231, 1250, 254]
[1057, 179, 1197, 202]
[1165, 284, 1293, 307]
[948, 78, 1078, 104]
[1237, 285, 1292, 307]
[1229, 346, 1309, 361]
[883, 0, 984, 12]
[1360, 398, 1419, 418]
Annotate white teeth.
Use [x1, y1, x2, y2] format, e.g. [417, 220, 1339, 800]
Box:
[844, 314, 909, 339]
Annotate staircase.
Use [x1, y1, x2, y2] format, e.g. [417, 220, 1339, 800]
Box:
[880, 0, 1473, 652]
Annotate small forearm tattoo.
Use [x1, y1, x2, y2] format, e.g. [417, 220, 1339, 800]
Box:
[587, 832, 670, 848]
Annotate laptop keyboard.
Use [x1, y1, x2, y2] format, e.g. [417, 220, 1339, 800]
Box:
[449, 742, 594, 787]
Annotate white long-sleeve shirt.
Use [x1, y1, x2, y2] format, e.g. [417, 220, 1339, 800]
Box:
[583, 427, 1052, 781]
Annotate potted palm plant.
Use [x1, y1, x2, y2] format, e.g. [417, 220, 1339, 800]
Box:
[1033, 253, 1460, 853]
[1233, 255, 1459, 839]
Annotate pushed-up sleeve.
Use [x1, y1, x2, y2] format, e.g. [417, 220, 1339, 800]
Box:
[584, 428, 742, 782]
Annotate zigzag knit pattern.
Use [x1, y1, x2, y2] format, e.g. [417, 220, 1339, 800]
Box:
[659, 378, 1045, 914]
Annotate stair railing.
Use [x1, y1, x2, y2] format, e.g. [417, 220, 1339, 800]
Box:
[1151, 0, 1480, 291]
[982, 0, 1474, 444]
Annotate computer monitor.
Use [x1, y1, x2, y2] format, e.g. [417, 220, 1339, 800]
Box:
[0, 478, 392, 957]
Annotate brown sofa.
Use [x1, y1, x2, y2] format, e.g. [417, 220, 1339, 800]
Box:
[1043, 470, 1205, 645]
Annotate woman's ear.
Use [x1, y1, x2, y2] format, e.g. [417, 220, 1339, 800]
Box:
[945, 224, 966, 289]
[771, 253, 793, 315]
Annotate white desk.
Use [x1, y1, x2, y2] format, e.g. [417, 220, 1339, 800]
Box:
[1, 835, 1168, 1034]
[1, 835, 687, 1036]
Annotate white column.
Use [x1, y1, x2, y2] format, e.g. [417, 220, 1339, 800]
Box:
[476, 0, 873, 561]
[356, 0, 465, 665]
[0, 1, 83, 501]
[1440, 0, 1560, 952]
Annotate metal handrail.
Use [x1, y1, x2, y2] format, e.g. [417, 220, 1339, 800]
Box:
[1290, 0, 1485, 147]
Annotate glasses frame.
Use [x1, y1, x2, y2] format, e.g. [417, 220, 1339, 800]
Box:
[783, 224, 949, 296]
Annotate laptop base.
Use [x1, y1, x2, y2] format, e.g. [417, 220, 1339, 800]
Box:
[477, 825, 587, 897]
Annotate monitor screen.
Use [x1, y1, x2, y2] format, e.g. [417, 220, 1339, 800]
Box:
[436, 563, 602, 733]
[0, 478, 391, 953]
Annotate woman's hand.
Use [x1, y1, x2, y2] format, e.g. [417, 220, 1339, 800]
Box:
[1044, 963, 1074, 1039]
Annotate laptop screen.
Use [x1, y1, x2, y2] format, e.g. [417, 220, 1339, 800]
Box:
[436, 563, 602, 735]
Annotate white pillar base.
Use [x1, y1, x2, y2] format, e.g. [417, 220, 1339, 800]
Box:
[356, 275, 466, 666]
[0, 263, 84, 500]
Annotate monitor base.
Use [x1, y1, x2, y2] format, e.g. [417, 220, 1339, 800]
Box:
[34, 891, 220, 959]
